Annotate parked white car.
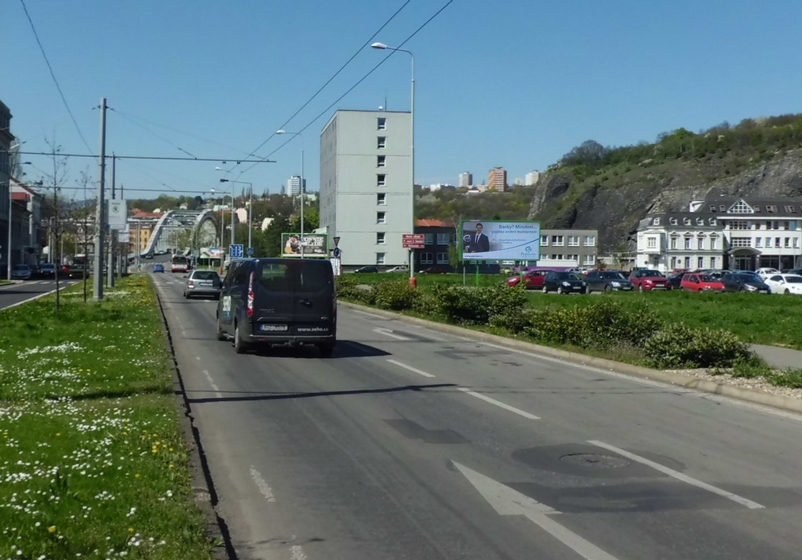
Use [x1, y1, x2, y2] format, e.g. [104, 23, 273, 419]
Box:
[764, 274, 802, 295]
[384, 266, 409, 273]
[756, 267, 781, 279]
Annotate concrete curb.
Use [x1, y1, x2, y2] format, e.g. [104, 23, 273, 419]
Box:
[152, 278, 233, 560]
[340, 300, 802, 416]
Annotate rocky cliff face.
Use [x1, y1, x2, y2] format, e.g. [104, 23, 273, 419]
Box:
[528, 149, 802, 250]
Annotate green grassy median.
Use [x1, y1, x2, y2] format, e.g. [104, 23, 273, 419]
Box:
[0, 276, 215, 559]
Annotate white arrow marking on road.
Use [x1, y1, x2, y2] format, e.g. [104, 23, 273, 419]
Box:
[453, 462, 620, 560]
[374, 327, 411, 341]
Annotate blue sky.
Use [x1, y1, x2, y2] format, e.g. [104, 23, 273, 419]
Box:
[3, 0, 802, 201]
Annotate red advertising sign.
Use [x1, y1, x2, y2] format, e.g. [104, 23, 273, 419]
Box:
[402, 233, 425, 249]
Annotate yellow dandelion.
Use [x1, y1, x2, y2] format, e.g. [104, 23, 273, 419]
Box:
[55, 433, 61, 437]
[129, 527, 135, 533]
[135, 473, 141, 478]
[48, 526, 57, 533]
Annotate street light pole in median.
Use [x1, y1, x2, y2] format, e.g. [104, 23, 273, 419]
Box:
[372, 42, 415, 282]
[219, 179, 253, 254]
[276, 130, 305, 257]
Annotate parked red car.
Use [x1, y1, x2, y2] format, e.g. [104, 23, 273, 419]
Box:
[506, 270, 548, 289]
[628, 269, 671, 291]
[680, 273, 725, 292]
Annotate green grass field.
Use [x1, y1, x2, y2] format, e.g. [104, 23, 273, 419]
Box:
[0, 276, 215, 559]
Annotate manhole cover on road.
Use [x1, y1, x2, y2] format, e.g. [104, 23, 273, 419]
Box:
[560, 453, 630, 469]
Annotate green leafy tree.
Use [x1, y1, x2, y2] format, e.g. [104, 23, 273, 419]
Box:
[263, 215, 290, 257]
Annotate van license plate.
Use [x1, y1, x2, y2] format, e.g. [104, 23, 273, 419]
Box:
[260, 324, 288, 332]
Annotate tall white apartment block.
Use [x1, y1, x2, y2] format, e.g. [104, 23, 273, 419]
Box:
[525, 171, 541, 185]
[287, 176, 305, 196]
[459, 172, 473, 188]
[320, 109, 412, 266]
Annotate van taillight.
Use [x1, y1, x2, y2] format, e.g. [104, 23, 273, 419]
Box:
[247, 271, 255, 317]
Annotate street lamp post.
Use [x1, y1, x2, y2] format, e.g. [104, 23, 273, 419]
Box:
[371, 42, 415, 283]
[219, 179, 253, 254]
[276, 130, 305, 256]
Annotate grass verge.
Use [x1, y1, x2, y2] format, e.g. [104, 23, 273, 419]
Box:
[0, 276, 215, 559]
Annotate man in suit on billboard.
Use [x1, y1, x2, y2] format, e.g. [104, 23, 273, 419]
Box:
[467, 223, 490, 253]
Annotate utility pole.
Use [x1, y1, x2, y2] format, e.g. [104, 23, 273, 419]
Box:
[121, 183, 127, 276]
[108, 154, 116, 288]
[93, 97, 107, 300]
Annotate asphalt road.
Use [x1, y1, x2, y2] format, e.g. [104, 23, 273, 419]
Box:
[152, 271, 802, 560]
[0, 278, 83, 310]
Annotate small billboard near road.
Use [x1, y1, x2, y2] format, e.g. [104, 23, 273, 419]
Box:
[281, 233, 329, 258]
[108, 199, 127, 230]
[460, 220, 541, 261]
[402, 234, 425, 249]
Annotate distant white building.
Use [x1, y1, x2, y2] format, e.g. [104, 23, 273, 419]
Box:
[260, 217, 274, 231]
[427, 183, 456, 192]
[287, 176, 306, 196]
[525, 171, 540, 185]
[459, 172, 473, 188]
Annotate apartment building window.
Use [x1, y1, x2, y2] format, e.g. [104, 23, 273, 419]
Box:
[670, 217, 678, 225]
[436, 233, 451, 245]
[786, 205, 797, 214]
[729, 220, 748, 230]
[784, 221, 791, 230]
[710, 235, 719, 250]
[424, 234, 434, 245]
[377, 193, 386, 206]
[377, 174, 386, 187]
[709, 218, 717, 226]
[698, 257, 704, 269]
[755, 237, 763, 248]
[775, 237, 782, 248]
[767, 205, 778, 213]
[583, 254, 595, 265]
[785, 237, 791, 248]
[647, 237, 657, 249]
[552, 254, 563, 260]
[568, 235, 580, 246]
[377, 212, 386, 224]
[420, 252, 433, 265]
[566, 254, 579, 262]
[377, 137, 387, 149]
[552, 235, 564, 246]
[731, 237, 751, 248]
[710, 257, 717, 268]
[730, 200, 753, 214]
[795, 238, 800, 249]
[697, 236, 705, 250]
[583, 235, 596, 246]
[670, 236, 678, 250]
[683, 218, 691, 225]
[696, 218, 704, 226]
[540, 235, 548, 246]
[377, 155, 386, 168]
[652, 217, 661, 225]
[376, 252, 386, 265]
[436, 252, 449, 264]
[685, 256, 691, 268]
[765, 237, 772, 248]
[377, 117, 387, 130]
[685, 236, 692, 249]
[376, 233, 386, 245]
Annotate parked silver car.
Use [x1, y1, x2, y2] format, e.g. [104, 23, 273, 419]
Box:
[11, 264, 33, 280]
[183, 269, 222, 299]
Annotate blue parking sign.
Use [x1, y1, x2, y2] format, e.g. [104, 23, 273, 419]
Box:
[230, 244, 244, 258]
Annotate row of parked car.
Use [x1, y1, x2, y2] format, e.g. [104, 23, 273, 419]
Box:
[506, 267, 802, 295]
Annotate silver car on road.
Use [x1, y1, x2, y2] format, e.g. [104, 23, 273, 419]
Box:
[183, 269, 222, 299]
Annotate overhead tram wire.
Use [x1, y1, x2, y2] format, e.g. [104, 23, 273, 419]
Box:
[222, 0, 413, 177]
[8, 151, 274, 163]
[234, 0, 455, 178]
[109, 108, 200, 159]
[18, 0, 95, 158]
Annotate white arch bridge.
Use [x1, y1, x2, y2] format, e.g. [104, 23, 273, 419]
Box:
[141, 209, 219, 256]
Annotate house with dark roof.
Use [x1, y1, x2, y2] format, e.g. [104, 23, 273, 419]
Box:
[636, 198, 802, 272]
[414, 219, 455, 271]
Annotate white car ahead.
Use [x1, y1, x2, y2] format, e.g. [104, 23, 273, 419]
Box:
[756, 267, 781, 279]
[764, 274, 802, 295]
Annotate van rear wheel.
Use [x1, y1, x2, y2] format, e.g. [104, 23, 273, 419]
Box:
[234, 323, 249, 354]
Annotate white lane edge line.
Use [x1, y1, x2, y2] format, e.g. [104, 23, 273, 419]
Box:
[588, 440, 765, 509]
[290, 545, 308, 560]
[201, 370, 222, 398]
[386, 359, 436, 378]
[1, 288, 60, 310]
[352, 309, 389, 320]
[458, 388, 540, 420]
[374, 327, 411, 341]
[249, 465, 276, 503]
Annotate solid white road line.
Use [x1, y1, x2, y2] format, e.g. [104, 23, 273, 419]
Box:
[588, 440, 765, 509]
[352, 309, 389, 320]
[290, 545, 308, 560]
[457, 388, 540, 420]
[373, 327, 411, 341]
[249, 465, 276, 503]
[386, 359, 436, 378]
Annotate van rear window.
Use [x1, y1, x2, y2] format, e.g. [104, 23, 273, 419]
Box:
[258, 261, 332, 293]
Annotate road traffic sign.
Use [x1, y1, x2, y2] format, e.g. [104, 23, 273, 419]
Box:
[247, 247, 255, 256]
[230, 244, 244, 258]
[333, 236, 341, 247]
[402, 233, 425, 249]
[332, 247, 342, 258]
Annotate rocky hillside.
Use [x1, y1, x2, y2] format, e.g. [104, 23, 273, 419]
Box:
[528, 115, 802, 250]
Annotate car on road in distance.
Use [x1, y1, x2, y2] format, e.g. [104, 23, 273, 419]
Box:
[680, 273, 725, 292]
[418, 265, 450, 274]
[384, 265, 408, 273]
[183, 270, 222, 299]
[10, 264, 32, 280]
[542, 271, 588, 294]
[584, 270, 634, 293]
[507, 270, 548, 290]
[352, 266, 379, 274]
[721, 271, 770, 293]
[629, 269, 671, 291]
[153, 264, 165, 273]
[756, 267, 781, 280]
[764, 274, 802, 295]
[38, 263, 57, 278]
[216, 258, 337, 356]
